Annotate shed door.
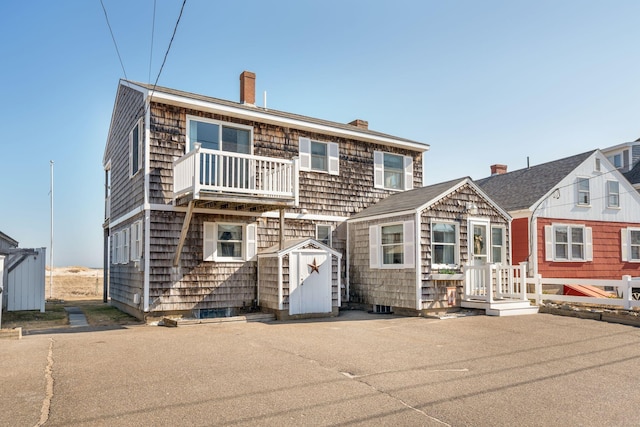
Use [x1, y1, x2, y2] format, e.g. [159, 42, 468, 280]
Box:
[289, 251, 331, 315]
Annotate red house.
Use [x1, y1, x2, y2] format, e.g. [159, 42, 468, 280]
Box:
[477, 150, 640, 280]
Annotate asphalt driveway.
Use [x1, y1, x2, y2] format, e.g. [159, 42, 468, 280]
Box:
[2, 311, 640, 426]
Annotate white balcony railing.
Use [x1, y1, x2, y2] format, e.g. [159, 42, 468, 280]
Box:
[173, 144, 299, 205]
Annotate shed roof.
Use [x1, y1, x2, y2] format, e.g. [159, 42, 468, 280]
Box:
[0, 230, 18, 247]
[349, 177, 479, 220]
[123, 80, 429, 152]
[476, 150, 596, 211]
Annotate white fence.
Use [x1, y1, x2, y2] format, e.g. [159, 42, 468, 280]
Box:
[173, 144, 299, 203]
[464, 263, 640, 310]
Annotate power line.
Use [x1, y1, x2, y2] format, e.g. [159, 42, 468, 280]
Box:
[148, 0, 157, 84]
[149, 0, 187, 99]
[100, 0, 128, 81]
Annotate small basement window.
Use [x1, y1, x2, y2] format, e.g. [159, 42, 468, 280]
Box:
[374, 304, 392, 314]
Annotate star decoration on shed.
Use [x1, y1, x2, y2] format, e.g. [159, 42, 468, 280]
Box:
[308, 258, 321, 274]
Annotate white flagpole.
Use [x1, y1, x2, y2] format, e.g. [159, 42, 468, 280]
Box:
[50, 160, 54, 299]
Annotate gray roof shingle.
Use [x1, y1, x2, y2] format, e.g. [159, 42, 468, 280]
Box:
[349, 177, 470, 220]
[476, 150, 596, 211]
[624, 160, 640, 185]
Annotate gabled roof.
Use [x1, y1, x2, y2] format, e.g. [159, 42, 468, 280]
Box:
[121, 80, 430, 152]
[476, 150, 596, 211]
[624, 160, 640, 186]
[258, 238, 341, 258]
[348, 177, 509, 221]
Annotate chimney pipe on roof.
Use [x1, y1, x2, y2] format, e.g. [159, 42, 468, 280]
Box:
[240, 71, 256, 105]
[490, 164, 507, 175]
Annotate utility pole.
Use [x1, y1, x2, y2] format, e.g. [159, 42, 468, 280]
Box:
[50, 160, 54, 299]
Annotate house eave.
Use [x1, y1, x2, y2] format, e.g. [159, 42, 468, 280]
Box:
[124, 81, 429, 152]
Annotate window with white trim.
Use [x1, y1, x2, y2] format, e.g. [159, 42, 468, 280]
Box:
[316, 224, 332, 247]
[431, 222, 458, 267]
[299, 137, 339, 175]
[373, 151, 413, 191]
[577, 177, 590, 206]
[129, 119, 143, 177]
[545, 224, 592, 262]
[606, 181, 620, 208]
[621, 228, 640, 262]
[131, 220, 143, 261]
[369, 221, 415, 269]
[187, 116, 251, 154]
[491, 226, 506, 264]
[203, 222, 257, 262]
[112, 232, 119, 265]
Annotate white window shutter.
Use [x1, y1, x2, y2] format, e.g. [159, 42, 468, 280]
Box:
[585, 227, 593, 261]
[404, 156, 413, 190]
[299, 137, 311, 171]
[328, 142, 339, 175]
[203, 222, 216, 261]
[621, 228, 629, 262]
[373, 151, 384, 188]
[403, 221, 415, 267]
[137, 119, 143, 173]
[245, 223, 257, 261]
[369, 225, 379, 268]
[544, 225, 553, 261]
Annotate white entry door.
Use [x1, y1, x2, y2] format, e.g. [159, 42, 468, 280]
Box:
[289, 251, 331, 315]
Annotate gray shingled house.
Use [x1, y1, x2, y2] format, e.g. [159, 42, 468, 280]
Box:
[102, 71, 430, 321]
[347, 177, 514, 315]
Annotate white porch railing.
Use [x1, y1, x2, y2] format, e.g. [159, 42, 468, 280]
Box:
[464, 263, 528, 303]
[173, 144, 299, 205]
[526, 275, 640, 310]
[464, 263, 640, 311]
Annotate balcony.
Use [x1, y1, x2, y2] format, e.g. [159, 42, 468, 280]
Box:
[173, 145, 299, 209]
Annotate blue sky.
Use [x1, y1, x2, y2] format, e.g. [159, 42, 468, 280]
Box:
[1, 0, 639, 267]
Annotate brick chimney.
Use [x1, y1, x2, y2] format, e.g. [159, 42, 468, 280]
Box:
[239, 71, 256, 105]
[348, 119, 368, 129]
[490, 164, 508, 175]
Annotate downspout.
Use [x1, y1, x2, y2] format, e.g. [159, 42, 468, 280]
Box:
[527, 188, 559, 277]
[143, 102, 151, 312]
[415, 210, 421, 311]
[345, 220, 350, 303]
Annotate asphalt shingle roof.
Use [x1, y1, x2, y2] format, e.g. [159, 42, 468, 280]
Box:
[126, 80, 428, 149]
[475, 150, 596, 211]
[349, 177, 470, 220]
[624, 160, 640, 186]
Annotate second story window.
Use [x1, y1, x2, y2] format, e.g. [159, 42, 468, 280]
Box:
[374, 151, 413, 191]
[187, 116, 251, 154]
[577, 178, 590, 206]
[607, 181, 620, 208]
[299, 137, 339, 175]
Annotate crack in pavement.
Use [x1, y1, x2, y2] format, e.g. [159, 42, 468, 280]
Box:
[34, 338, 54, 427]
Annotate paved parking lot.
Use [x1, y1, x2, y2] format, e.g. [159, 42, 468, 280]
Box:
[2, 311, 640, 426]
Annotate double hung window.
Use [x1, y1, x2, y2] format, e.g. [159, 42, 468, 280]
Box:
[373, 151, 413, 191]
[577, 178, 590, 206]
[299, 137, 339, 175]
[369, 221, 415, 268]
[203, 222, 257, 262]
[545, 224, 592, 262]
[607, 181, 620, 208]
[431, 222, 457, 266]
[621, 228, 640, 262]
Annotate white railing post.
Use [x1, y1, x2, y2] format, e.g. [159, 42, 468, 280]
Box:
[622, 275, 632, 310]
[494, 264, 503, 299]
[293, 157, 300, 207]
[193, 143, 201, 198]
[519, 262, 527, 301]
[534, 273, 542, 306]
[487, 264, 495, 303]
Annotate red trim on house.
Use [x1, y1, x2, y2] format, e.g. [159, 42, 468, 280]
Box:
[535, 217, 640, 279]
[511, 217, 529, 264]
